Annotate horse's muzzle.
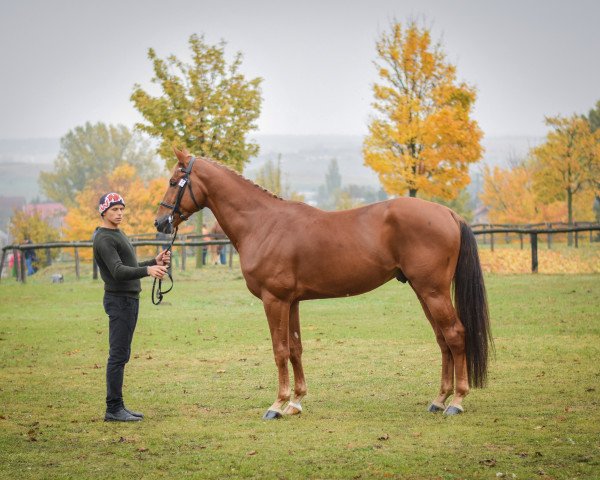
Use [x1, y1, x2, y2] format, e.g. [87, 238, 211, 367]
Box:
[155, 215, 174, 234]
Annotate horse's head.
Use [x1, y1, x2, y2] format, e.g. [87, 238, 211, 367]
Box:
[155, 147, 206, 234]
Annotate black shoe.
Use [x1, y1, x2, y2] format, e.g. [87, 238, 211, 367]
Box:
[124, 406, 144, 418]
[104, 408, 143, 422]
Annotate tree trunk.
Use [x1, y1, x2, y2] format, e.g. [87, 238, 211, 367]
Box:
[409, 189, 417, 198]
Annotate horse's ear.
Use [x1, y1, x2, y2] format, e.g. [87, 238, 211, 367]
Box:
[173, 146, 185, 164]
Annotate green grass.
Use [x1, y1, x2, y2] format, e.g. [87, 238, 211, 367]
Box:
[0, 267, 599, 479]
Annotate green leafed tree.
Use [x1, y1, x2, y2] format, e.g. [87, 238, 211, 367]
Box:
[131, 34, 263, 172]
[255, 156, 283, 196]
[254, 155, 304, 201]
[39, 122, 160, 206]
[587, 99, 600, 132]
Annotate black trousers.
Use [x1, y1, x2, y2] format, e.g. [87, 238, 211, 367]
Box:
[103, 293, 139, 413]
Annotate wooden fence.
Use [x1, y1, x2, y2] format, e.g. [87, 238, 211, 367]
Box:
[470, 224, 600, 273]
[2, 224, 599, 283]
[0, 237, 232, 284]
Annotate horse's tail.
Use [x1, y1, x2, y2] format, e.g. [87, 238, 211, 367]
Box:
[453, 220, 493, 388]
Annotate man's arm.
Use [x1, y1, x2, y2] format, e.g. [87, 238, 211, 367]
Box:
[96, 239, 149, 281]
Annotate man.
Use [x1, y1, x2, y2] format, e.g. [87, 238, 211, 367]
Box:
[93, 192, 170, 422]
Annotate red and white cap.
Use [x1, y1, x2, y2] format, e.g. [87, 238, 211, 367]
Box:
[98, 193, 125, 216]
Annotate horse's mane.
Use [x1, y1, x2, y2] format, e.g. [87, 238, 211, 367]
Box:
[203, 157, 284, 201]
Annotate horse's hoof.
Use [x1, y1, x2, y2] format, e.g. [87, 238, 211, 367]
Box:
[283, 401, 303, 415]
[262, 409, 282, 420]
[444, 405, 464, 416]
[427, 402, 445, 413]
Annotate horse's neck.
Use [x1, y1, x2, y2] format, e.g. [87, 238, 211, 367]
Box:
[198, 159, 277, 247]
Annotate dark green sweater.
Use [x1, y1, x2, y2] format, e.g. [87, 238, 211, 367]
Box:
[93, 228, 156, 298]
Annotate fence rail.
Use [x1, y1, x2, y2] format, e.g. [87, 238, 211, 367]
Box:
[0, 238, 232, 284]
[2, 224, 599, 283]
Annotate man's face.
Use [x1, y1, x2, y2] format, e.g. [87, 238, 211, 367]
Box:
[103, 205, 125, 227]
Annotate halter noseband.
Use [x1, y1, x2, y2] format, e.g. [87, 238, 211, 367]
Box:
[160, 156, 202, 222]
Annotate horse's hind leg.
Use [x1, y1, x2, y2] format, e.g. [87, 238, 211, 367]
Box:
[283, 301, 306, 415]
[262, 293, 292, 420]
[416, 287, 469, 414]
[416, 294, 454, 412]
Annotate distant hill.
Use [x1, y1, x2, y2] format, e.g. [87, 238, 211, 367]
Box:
[0, 134, 542, 202]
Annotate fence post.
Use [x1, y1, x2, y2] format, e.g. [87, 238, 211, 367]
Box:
[0, 249, 6, 283]
[519, 233, 524, 250]
[20, 249, 27, 283]
[574, 230, 579, 248]
[181, 237, 186, 271]
[490, 232, 494, 252]
[74, 247, 80, 280]
[530, 233, 538, 273]
[547, 232, 552, 249]
[45, 247, 52, 266]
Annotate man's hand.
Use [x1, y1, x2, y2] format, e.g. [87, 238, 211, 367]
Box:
[155, 249, 171, 266]
[147, 265, 169, 279]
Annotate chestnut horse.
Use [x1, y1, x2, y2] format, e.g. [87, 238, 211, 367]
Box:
[155, 149, 492, 418]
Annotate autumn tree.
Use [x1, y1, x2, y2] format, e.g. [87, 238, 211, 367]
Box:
[39, 122, 160, 206]
[481, 162, 565, 224]
[9, 209, 61, 244]
[531, 115, 600, 230]
[131, 34, 262, 172]
[363, 21, 483, 199]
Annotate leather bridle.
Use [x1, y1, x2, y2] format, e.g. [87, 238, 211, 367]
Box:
[152, 156, 202, 305]
[159, 156, 202, 224]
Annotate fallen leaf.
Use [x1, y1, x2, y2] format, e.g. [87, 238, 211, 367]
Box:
[247, 450, 257, 456]
[137, 447, 148, 452]
[378, 434, 390, 441]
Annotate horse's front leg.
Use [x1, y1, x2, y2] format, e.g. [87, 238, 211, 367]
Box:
[283, 301, 306, 415]
[262, 293, 291, 420]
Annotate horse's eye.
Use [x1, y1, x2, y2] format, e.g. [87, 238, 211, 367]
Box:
[169, 180, 177, 187]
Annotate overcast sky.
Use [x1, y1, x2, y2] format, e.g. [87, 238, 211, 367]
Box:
[0, 0, 598, 140]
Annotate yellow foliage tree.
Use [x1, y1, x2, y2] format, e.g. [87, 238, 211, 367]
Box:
[481, 163, 566, 224]
[63, 164, 177, 260]
[363, 21, 483, 199]
[532, 115, 600, 225]
[9, 209, 61, 244]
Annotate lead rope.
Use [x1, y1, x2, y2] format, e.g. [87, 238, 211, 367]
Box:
[151, 226, 178, 305]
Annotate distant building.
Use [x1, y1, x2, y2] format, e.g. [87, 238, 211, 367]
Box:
[22, 203, 67, 230]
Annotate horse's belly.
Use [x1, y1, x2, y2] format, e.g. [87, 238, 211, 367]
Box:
[297, 258, 396, 300]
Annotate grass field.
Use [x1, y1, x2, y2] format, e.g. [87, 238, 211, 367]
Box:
[0, 266, 599, 479]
